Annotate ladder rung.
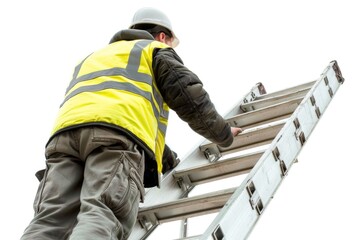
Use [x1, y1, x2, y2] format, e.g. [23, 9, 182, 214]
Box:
[199, 121, 285, 160]
[241, 82, 312, 111]
[138, 187, 236, 225]
[256, 80, 315, 100]
[173, 150, 264, 186]
[227, 98, 302, 129]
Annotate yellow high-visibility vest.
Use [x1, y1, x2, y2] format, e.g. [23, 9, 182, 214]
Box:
[51, 39, 170, 174]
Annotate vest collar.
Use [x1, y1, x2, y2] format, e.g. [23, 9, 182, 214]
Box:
[109, 29, 154, 44]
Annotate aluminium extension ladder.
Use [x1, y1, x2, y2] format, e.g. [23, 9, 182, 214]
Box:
[129, 60, 345, 240]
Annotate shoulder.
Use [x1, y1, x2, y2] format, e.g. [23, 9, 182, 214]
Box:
[153, 47, 183, 64]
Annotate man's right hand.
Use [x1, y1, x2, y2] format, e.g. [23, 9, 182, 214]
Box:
[231, 127, 242, 136]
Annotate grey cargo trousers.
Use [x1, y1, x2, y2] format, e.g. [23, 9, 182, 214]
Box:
[21, 126, 145, 240]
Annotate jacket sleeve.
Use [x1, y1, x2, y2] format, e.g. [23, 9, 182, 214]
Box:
[153, 48, 233, 148]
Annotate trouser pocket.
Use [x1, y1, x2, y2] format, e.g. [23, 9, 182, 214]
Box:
[35, 169, 46, 182]
[129, 167, 145, 202]
[33, 167, 48, 213]
[100, 154, 142, 238]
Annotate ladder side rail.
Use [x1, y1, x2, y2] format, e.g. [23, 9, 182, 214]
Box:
[199, 61, 344, 240]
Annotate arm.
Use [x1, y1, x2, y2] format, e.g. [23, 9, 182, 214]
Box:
[153, 48, 236, 147]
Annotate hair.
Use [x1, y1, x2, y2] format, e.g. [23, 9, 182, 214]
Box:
[131, 23, 173, 39]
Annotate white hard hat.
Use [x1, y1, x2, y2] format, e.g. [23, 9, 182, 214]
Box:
[129, 7, 179, 47]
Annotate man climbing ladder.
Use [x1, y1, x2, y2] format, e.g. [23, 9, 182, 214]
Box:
[20, 7, 241, 240]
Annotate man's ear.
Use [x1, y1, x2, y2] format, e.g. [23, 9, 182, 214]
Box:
[157, 32, 167, 42]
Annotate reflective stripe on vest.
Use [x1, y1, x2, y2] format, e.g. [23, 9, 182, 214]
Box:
[60, 40, 168, 135]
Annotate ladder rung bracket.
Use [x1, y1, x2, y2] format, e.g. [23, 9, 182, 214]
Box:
[321, 60, 344, 90]
[175, 175, 193, 192]
[212, 225, 225, 240]
[310, 95, 321, 119]
[293, 117, 306, 146]
[238, 83, 267, 113]
[138, 214, 159, 232]
[138, 188, 236, 225]
[224, 83, 267, 118]
[272, 147, 289, 176]
[173, 150, 265, 186]
[140, 175, 189, 208]
[246, 181, 264, 215]
[330, 60, 345, 84]
[203, 146, 222, 162]
[271, 119, 304, 177]
[311, 81, 331, 117]
[323, 77, 334, 98]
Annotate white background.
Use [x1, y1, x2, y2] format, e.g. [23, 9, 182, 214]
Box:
[1, 0, 359, 239]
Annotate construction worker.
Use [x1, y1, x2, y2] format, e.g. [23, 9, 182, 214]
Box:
[20, 7, 242, 240]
